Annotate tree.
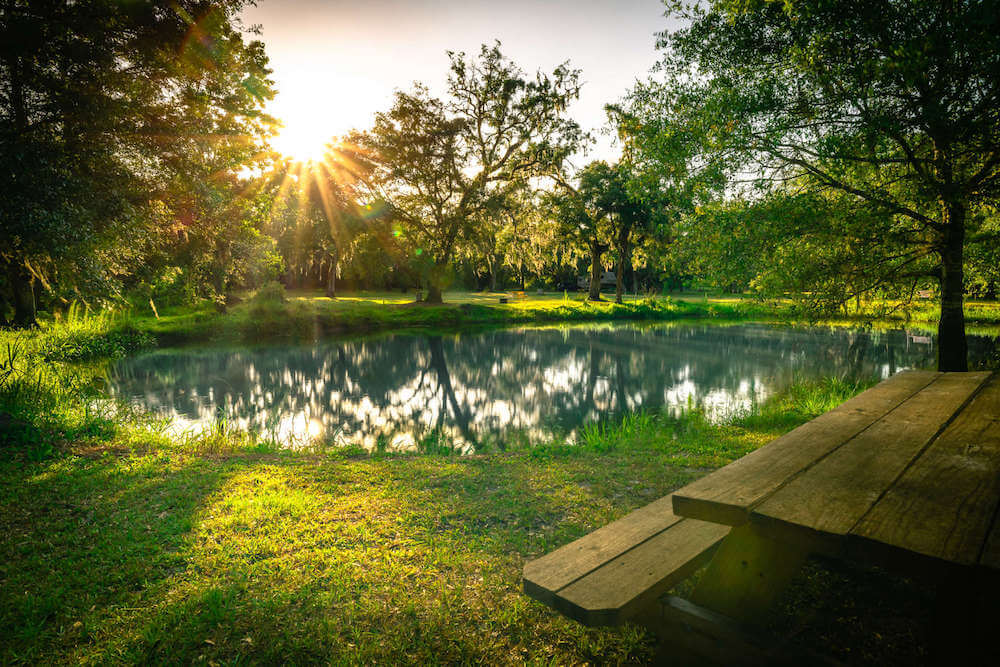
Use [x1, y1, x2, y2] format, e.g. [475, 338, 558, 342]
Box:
[356, 43, 581, 303]
[630, 0, 1000, 371]
[548, 161, 616, 301]
[600, 162, 655, 303]
[0, 0, 274, 324]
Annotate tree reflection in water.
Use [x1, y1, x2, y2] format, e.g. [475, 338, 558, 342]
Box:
[108, 323, 997, 452]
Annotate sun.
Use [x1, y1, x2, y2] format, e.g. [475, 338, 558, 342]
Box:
[272, 116, 331, 162]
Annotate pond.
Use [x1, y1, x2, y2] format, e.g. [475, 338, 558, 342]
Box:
[109, 322, 998, 452]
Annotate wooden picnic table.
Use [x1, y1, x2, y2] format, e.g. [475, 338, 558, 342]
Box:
[669, 369, 1000, 660]
[525, 369, 1000, 663]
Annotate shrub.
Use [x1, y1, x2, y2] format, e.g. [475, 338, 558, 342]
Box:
[252, 280, 286, 304]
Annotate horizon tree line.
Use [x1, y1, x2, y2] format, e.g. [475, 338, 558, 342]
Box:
[2, 0, 999, 371]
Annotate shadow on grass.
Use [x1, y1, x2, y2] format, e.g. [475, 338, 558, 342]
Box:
[0, 442, 937, 665]
[2, 450, 700, 664]
[0, 455, 233, 662]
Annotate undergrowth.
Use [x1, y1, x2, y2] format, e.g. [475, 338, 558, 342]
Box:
[36, 303, 154, 362]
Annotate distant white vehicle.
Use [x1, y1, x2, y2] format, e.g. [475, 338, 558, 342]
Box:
[577, 271, 617, 289]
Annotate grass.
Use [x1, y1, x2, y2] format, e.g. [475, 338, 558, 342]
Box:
[121, 289, 1000, 347]
[1, 369, 888, 664]
[2, 296, 997, 663]
[130, 289, 789, 345]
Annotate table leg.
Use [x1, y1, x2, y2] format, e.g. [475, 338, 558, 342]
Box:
[688, 523, 809, 626]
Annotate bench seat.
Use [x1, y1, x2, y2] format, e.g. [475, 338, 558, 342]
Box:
[523, 495, 729, 626]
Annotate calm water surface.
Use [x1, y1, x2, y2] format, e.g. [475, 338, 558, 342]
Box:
[109, 322, 998, 451]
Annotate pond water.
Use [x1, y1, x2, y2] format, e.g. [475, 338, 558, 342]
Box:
[109, 322, 998, 452]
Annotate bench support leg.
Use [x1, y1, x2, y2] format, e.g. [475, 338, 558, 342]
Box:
[688, 523, 808, 626]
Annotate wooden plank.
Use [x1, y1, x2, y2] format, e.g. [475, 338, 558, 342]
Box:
[689, 523, 809, 625]
[672, 370, 939, 526]
[522, 495, 682, 606]
[851, 373, 1000, 570]
[552, 518, 729, 626]
[752, 372, 991, 554]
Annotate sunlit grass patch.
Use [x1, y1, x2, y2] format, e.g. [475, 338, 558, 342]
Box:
[1, 450, 675, 663]
[0, 369, 924, 664]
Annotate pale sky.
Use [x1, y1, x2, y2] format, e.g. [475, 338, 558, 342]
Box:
[240, 0, 677, 162]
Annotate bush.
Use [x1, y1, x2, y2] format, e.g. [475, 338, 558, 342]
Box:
[252, 281, 286, 304]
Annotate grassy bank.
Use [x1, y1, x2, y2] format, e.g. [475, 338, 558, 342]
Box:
[133, 289, 1000, 349]
[5, 371, 924, 665]
[2, 298, 995, 663]
[131, 290, 787, 346]
[21, 290, 1000, 355]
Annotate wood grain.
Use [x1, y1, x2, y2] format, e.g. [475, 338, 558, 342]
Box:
[752, 372, 991, 553]
[552, 518, 728, 626]
[522, 495, 681, 606]
[851, 374, 1000, 569]
[672, 371, 939, 525]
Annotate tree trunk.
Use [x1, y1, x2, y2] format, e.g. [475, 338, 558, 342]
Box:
[425, 250, 454, 303]
[937, 203, 968, 372]
[624, 247, 636, 294]
[488, 254, 497, 292]
[589, 240, 606, 302]
[9, 263, 36, 328]
[325, 248, 338, 298]
[615, 260, 624, 304]
[425, 284, 443, 303]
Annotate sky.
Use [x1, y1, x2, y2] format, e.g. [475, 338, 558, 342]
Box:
[240, 0, 678, 163]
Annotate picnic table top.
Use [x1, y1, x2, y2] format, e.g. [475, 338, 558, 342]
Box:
[672, 369, 1000, 577]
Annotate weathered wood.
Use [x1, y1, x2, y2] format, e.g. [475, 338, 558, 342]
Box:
[522, 495, 681, 606]
[656, 597, 845, 666]
[657, 596, 775, 666]
[752, 372, 991, 554]
[672, 370, 939, 526]
[688, 523, 809, 625]
[850, 374, 1000, 571]
[551, 518, 728, 626]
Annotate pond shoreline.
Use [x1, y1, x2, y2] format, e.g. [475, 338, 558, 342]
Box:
[132, 294, 781, 348]
[132, 292, 1000, 348]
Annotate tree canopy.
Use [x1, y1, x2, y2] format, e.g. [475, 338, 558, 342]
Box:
[1, 0, 274, 323]
[620, 0, 1000, 370]
[355, 43, 582, 302]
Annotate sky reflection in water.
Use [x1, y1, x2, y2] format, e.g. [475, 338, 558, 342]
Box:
[108, 323, 996, 452]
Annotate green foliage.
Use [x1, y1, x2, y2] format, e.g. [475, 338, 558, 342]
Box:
[1, 1, 275, 323]
[622, 0, 1000, 370]
[356, 43, 583, 302]
[36, 305, 153, 362]
[252, 281, 287, 305]
[0, 338, 117, 459]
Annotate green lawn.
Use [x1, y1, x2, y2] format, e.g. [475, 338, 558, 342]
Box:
[3, 294, 996, 663]
[1, 375, 937, 664]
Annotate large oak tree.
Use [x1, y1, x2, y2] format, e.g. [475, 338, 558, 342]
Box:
[356, 43, 581, 303]
[628, 0, 1000, 371]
